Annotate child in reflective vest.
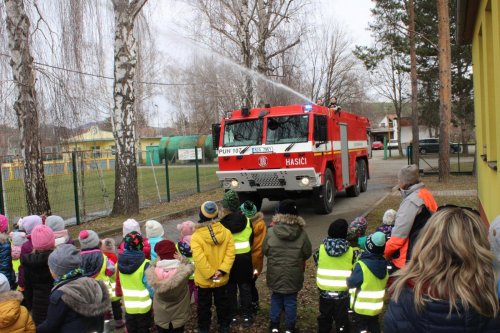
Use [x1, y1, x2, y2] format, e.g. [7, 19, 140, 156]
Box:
[314, 219, 356, 333]
[101, 237, 124, 328]
[116, 231, 154, 333]
[347, 232, 388, 333]
[9, 231, 27, 289]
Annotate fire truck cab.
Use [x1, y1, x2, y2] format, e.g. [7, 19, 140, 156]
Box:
[213, 104, 370, 214]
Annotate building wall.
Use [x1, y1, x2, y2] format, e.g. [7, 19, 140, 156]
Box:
[138, 138, 161, 162]
[472, 0, 500, 224]
[399, 127, 431, 144]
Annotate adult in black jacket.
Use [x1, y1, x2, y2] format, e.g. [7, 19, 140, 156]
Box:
[220, 190, 254, 327]
[384, 207, 500, 333]
[37, 244, 110, 333]
[21, 225, 55, 325]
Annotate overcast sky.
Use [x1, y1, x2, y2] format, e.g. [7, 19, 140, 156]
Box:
[147, 0, 375, 125]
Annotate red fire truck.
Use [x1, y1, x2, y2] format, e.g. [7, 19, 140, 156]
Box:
[212, 104, 370, 214]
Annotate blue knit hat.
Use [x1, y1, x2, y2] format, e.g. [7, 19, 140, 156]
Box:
[365, 232, 386, 254]
[199, 201, 218, 222]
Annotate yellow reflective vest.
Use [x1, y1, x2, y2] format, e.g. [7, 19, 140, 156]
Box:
[120, 259, 152, 314]
[233, 218, 252, 254]
[349, 261, 388, 316]
[316, 245, 353, 291]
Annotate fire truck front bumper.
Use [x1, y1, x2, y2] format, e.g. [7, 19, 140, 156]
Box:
[216, 168, 320, 192]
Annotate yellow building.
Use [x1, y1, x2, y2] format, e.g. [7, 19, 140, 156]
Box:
[64, 126, 162, 165]
[458, 0, 500, 224]
[63, 126, 115, 157]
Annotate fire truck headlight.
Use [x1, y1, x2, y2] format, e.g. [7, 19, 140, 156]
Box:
[300, 177, 310, 186]
[230, 179, 239, 188]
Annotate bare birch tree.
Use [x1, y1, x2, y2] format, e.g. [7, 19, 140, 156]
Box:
[111, 0, 147, 215]
[436, 0, 451, 181]
[5, 0, 51, 214]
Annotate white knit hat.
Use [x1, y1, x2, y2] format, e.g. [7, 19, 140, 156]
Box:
[123, 219, 141, 237]
[0, 273, 9, 293]
[382, 209, 397, 226]
[145, 220, 164, 238]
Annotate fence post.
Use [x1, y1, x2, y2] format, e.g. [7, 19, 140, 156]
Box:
[71, 152, 81, 225]
[383, 136, 387, 160]
[457, 144, 461, 173]
[195, 147, 200, 193]
[0, 165, 5, 215]
[164, 148, 170, 202]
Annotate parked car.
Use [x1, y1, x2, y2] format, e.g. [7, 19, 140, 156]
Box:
[418, 138, 461, 154]
[387, 139, 399, 150]
[371, 141, 383, 150]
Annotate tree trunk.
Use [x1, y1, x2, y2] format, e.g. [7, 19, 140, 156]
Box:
[437, 0, 451, 181]
[409, 0, 420, 167]
[5, 0, 51, 215]
[111, 0, 147, 215]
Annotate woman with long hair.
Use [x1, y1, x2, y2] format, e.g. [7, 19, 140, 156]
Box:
[384, 206, 500, 332]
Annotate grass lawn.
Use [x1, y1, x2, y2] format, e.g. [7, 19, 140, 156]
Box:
[3, 165, 219, 220]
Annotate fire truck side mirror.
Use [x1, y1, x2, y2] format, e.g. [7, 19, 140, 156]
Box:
[212, 123, 221, 150]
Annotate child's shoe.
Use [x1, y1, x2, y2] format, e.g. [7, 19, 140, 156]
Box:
[269, 321, 279, 333]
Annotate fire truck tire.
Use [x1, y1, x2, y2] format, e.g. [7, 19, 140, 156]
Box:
[359, 159, 368, 192]
[237, 192, 263, 210]
[346, 162, 361, 197]
[314, 168, 335, 214]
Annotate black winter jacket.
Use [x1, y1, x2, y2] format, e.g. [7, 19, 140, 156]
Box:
[220, 210, 254, 283]
[37, 275, 110, 333]
[21, 250, 54, 325]
[0, 233, 15, 288]
[384, 288, 500, 333]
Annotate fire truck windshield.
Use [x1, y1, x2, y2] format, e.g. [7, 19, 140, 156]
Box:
[223, 119, 263, 147]
[266, 115, 309, 144]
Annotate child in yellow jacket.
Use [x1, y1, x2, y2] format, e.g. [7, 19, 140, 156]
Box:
[191, 201, 235, 333]
[0, 273, 35, 332]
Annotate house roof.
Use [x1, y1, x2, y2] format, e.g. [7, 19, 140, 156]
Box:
[457, 0, 481, 45]
[66, 126, 114, 143]
[398, 117, 428, 127]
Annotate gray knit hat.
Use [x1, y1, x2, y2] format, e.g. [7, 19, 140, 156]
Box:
[398, 164, 419, 186]
[48, 244, 81, 277]
[46, 215, 65, 232]
[78, 230, 100, 249]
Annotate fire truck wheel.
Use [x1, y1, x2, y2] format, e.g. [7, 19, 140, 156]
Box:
[359, 159, 368, 192]
[314, 168, 335, 214]
[237, 192, 263, 210]
[346, 161, 361, 197]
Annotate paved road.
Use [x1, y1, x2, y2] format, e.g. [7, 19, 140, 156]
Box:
[150, 150, 407, 248]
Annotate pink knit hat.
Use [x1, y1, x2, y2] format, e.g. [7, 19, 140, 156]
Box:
[0, 215, 7, 233]
[31, 225, 55, 251]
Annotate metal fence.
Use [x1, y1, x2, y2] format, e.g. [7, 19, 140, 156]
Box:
[0, 150, 220, 225]
[405, 143, 476, 174]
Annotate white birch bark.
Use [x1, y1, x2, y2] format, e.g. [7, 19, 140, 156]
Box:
[5, 0, 51, 215]
[111, 0, 147, 215]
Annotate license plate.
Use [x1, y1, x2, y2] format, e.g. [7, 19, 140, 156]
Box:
[252, 147, 273, 153]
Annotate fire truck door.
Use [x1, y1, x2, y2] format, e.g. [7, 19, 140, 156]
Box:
[340, 123, 350, 187]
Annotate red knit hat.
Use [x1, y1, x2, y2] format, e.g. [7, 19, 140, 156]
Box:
[31, 225, 55, 251]
[155, 240, 178, 260]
